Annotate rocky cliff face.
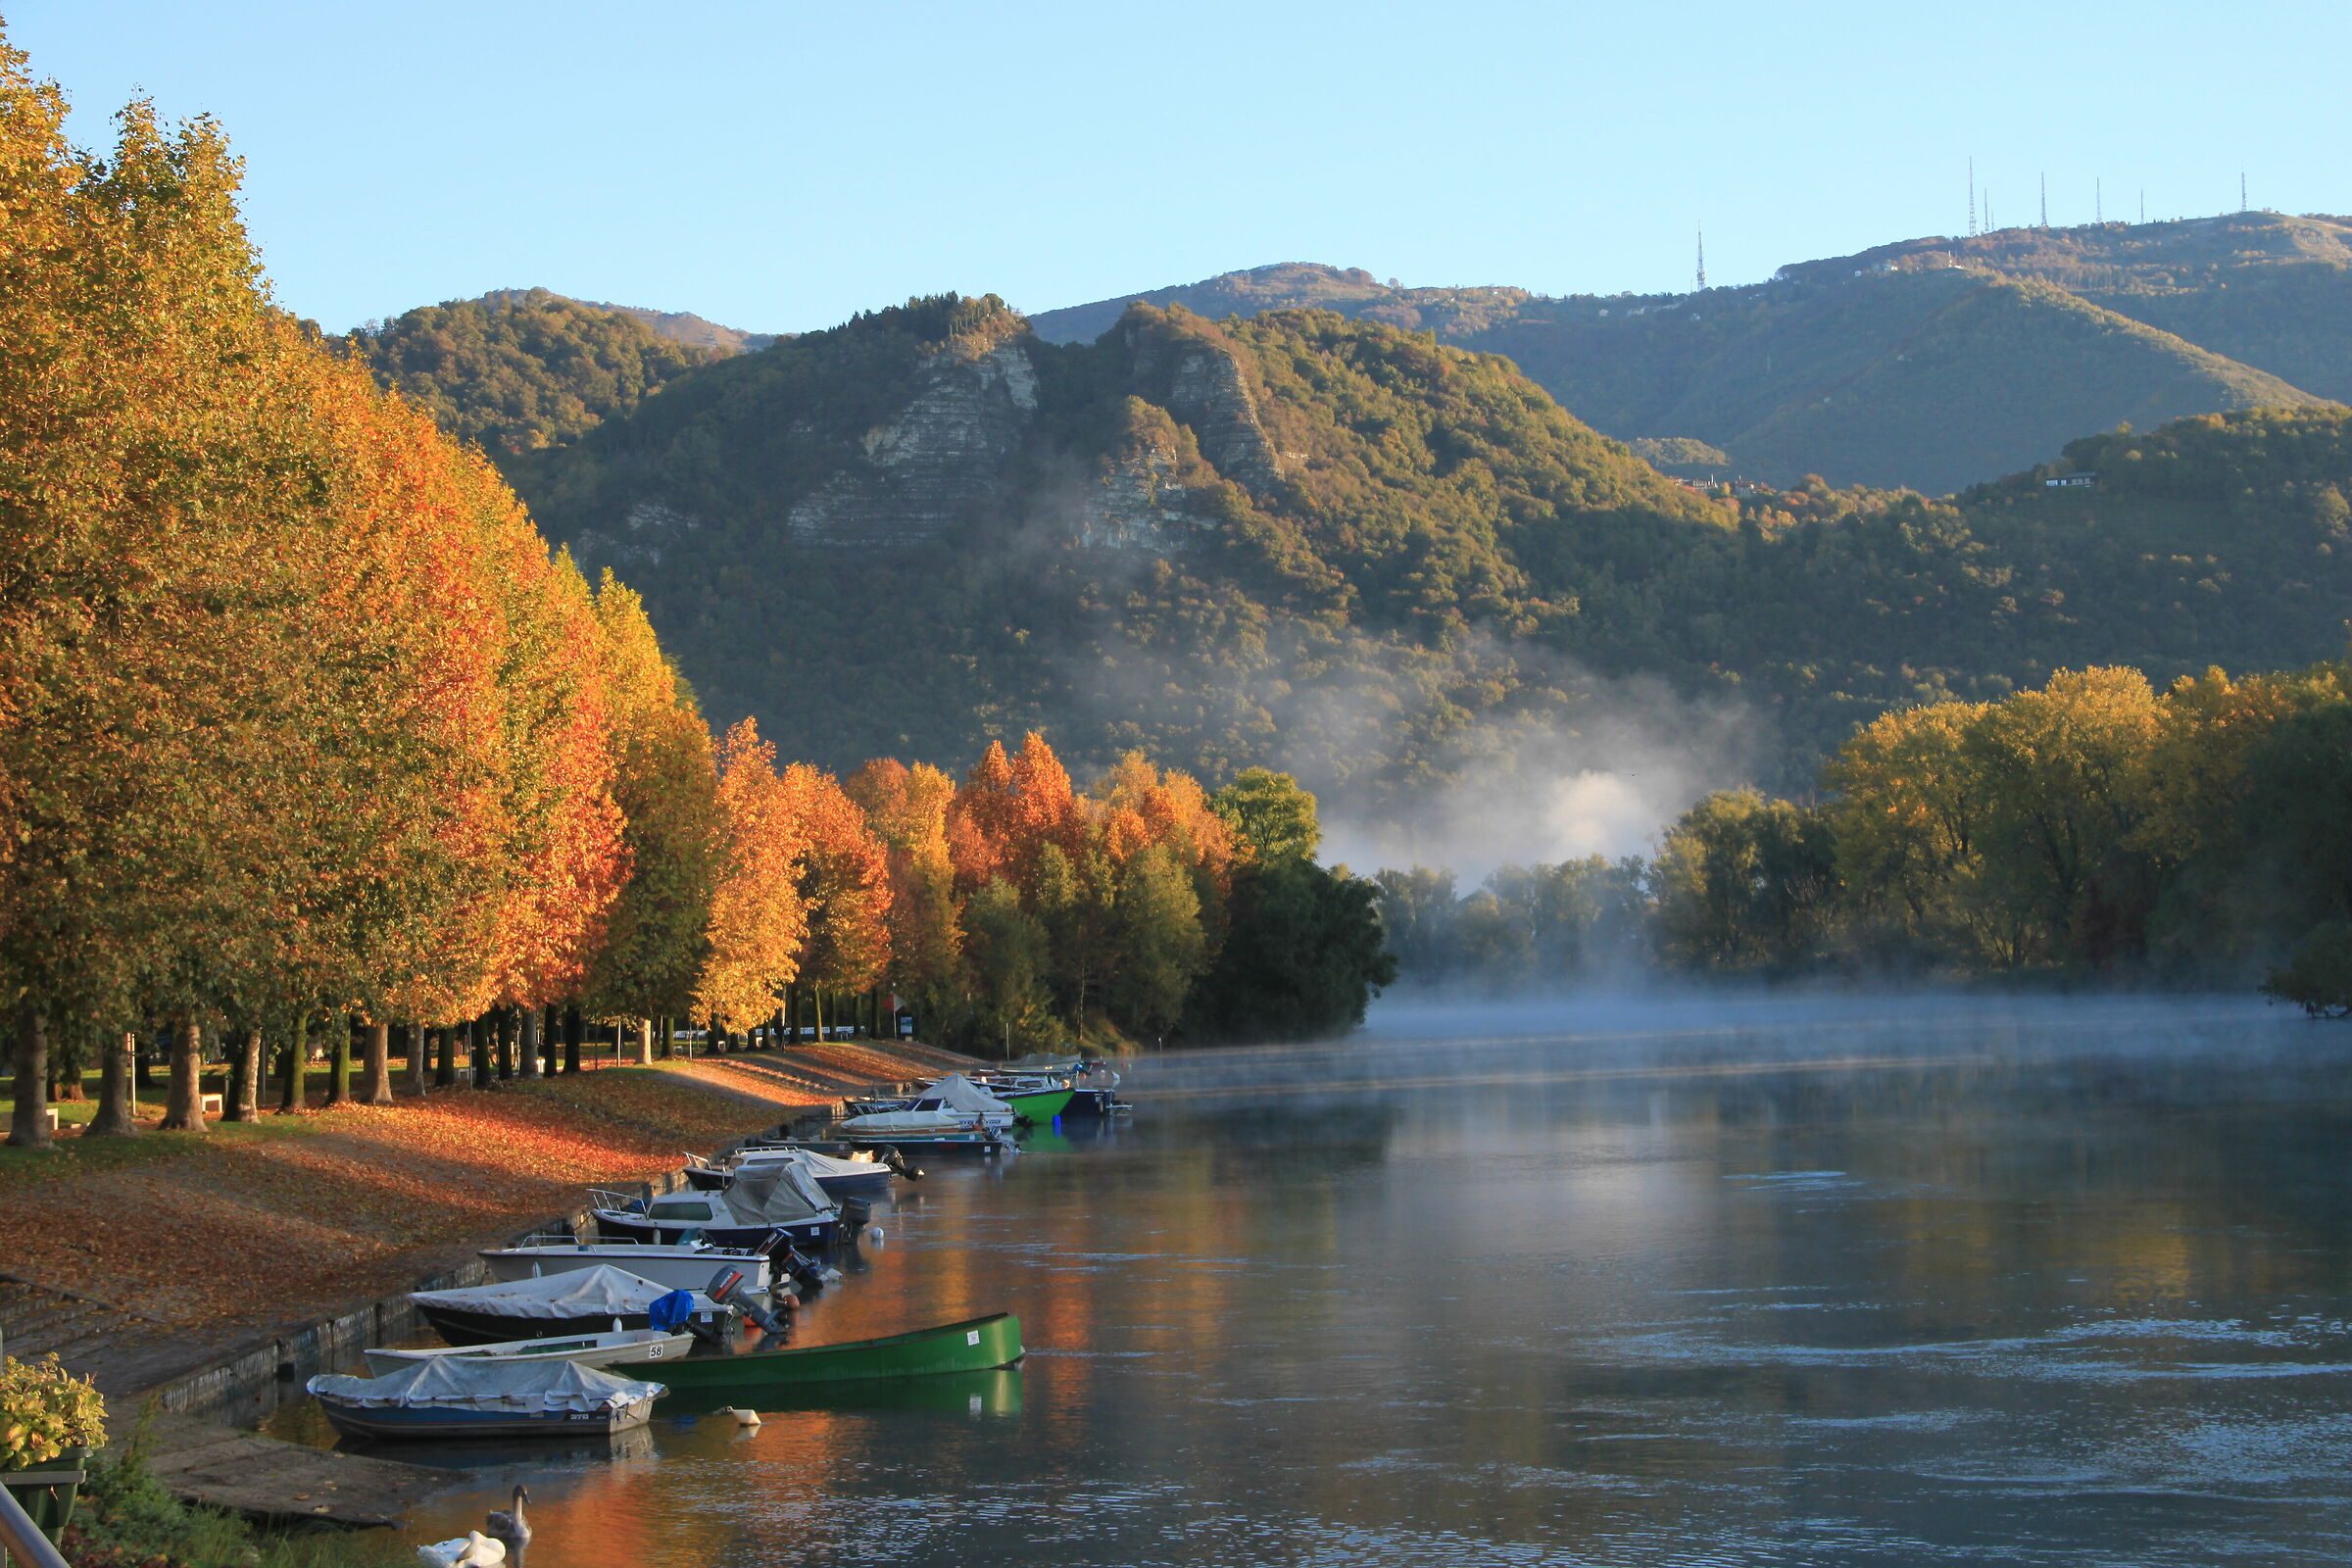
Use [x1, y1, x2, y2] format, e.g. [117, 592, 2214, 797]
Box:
[1125, 312, 1285, 492]
[787, 341, 1043, 547]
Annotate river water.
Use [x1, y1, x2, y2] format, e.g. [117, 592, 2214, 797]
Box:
[296, 996, 2352, 1565]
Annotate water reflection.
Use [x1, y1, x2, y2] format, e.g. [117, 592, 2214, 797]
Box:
[347, 1000, 2352, 1565]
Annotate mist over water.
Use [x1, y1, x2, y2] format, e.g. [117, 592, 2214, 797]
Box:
[374, 995, 2352, 1566]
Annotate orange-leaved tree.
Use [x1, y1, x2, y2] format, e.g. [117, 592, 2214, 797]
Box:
[693, 719, 808, 1032]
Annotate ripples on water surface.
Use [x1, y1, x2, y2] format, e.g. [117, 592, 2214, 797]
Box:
[357, 996, 2352, 1565]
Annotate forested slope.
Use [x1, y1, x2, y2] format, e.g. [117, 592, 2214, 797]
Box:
[492, 288, 2352, 804]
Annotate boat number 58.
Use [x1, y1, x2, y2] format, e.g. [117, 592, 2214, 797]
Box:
[966, 1331, 981, 1346]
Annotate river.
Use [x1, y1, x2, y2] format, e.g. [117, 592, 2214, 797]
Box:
[280, 995, 2352, 1565]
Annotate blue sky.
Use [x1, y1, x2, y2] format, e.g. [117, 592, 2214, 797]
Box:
[17, 1, 2345, 335]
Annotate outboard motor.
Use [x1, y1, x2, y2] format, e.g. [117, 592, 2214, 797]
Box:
[877, 1145, 924, 1181]
[705, 1263, 791, 1336]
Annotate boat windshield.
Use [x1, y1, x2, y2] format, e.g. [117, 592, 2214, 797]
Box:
[648, 1200, 716, 1220]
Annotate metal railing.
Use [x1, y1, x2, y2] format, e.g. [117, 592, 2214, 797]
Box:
[0, 1479, 73, 1568]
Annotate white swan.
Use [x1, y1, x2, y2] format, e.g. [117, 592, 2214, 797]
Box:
[417, 1530, 507, 1567]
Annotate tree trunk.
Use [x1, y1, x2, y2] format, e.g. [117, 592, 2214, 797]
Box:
[7, 1005, 52, 1149]
[279, 1020, 303, 1111]
[564, 1008, 582, 1074]
[635, 1017, 654, 1066]
[236, 1028, 261, 1120]
[86, 1031, 138, 1137]
[49, 1024, 85, 1101]
[812, 989, 824, 1045]
[362, 1021, 392, 1105]
[321, 1016, 348, 1106]
[490, 1007, 510, 1080]
[469, 1016, 491, 1089]
[222, 1028, 261, 1123]
[160, 1017, 207, 1133]
[518, 1005, 541, 1079]
[406, 1024, 429, 1096]
[434, 1025, 456, 1088]
[134, 1034, 153, 1093]
[657, 1014, 671, 1060]
[782, 984, 796, 1044]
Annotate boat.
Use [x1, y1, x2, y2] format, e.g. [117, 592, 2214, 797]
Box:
[682, 1145, 896, 1200]
[362, 1327, 692, 1376]
[409, 1264, 729, 1347]
[840, 1074, 1015, 1131]
[589, 1163, 844, 1249]
[651, 1312, 1023, 1399]
[840, 1124, 1020, 1156]
[961, 1073, 1076, 1123]
[307, 1357, 663, 1441]
[479, 1237, 782, 1298]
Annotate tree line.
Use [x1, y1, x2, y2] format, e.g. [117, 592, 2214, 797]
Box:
[1376, 659, 2352, 1001]
[0, 44, 1393, 1150]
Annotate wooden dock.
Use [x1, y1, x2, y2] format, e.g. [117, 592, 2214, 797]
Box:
[137, 1414, 441, 1527]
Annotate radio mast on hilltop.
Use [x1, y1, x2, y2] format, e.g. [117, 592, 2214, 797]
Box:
[2039, 172, 2048, 228]
[1695, 222, 1707, 291]
[1968, 158, 1978, 237]
[2096, 177, 2103, 223]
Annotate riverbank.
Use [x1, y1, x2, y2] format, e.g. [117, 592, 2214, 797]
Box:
[0, 1040, 974, 1400]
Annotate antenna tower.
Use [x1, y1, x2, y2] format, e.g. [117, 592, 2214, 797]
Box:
[1695, 221, 1707, 291]
[2039, 172, 2047, 228]
[2096, 177, 2103, 223]
[1968, 158, 1978, 237]
[2240, 171, 2248, 212]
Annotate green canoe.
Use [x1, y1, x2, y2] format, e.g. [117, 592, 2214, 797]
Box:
[653, 1313, 1023, 1398]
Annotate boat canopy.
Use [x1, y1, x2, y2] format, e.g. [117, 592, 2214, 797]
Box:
[721, 1162, 836, 1225]
[411, 1264, 692, 1319]
[922, 1074, 1013, 1114]
[308, 1356, 663, 1412]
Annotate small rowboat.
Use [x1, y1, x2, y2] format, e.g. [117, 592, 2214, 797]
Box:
[362, 1327, 692, 1376]
[653, 1312, 1023, 1398]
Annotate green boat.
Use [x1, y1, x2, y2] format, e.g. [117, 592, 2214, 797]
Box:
[652, 1313, 1023, 1400]
[997, 1086, 1073, 1123]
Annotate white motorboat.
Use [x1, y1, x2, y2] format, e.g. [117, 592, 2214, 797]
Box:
[839, 1074, 1015, 1132]
[363, 1326, 692, 1376]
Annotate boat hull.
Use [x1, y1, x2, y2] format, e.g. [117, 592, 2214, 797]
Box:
[654, 1312, 1023, 1396]
[997, 1087, 1073, 1123]
[317, 1394, 657, 1442]
[363, 1330, 692, 1376]
[416, 1304, 667, 1348]
[591, 1211, 840, 1250]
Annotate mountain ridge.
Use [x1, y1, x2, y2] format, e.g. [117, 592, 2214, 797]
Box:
[1027, 214, 2350, 493]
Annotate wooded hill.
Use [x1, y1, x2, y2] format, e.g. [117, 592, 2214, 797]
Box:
[447, 288, 2352, 804]
[1028, 215, 2352, 494]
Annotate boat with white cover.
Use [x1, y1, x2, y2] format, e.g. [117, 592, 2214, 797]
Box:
[684, 1144, 897, 1199]
[839, 1073, 1015, 1132]
[409, 1264, 731, 1346]
[308, 1356, 664, 1440]
[362, 1326, 691, 1376]
[589, 1162, 844, 1249]
[479, 1237, 781, 1298]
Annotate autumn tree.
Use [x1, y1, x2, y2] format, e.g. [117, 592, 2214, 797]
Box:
[693, 719, 808, 1032]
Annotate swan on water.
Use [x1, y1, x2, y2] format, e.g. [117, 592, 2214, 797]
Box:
[485, 1484, 531, 1556]
[416, 1530, 505, 1567]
